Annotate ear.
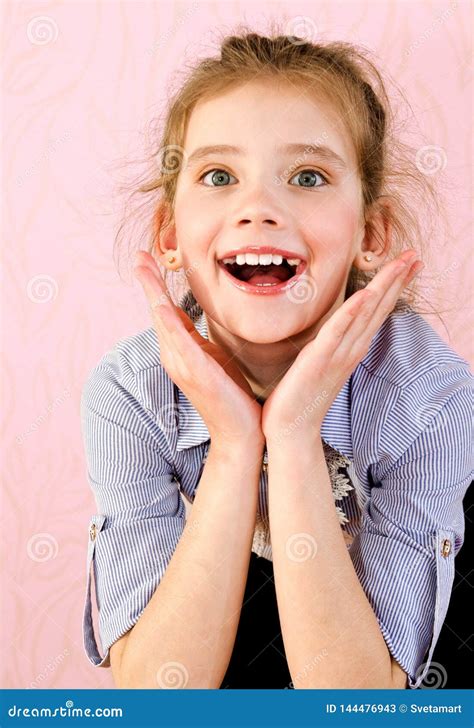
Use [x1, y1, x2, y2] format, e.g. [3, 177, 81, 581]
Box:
[152, 202, 182, 271]
[353, 197, 393, 272]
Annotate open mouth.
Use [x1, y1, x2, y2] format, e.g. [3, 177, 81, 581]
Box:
[217, 254, 306, 287]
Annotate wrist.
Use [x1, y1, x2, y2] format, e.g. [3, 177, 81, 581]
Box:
[208, 432, 266, 459]
[264, 424, 322, 450]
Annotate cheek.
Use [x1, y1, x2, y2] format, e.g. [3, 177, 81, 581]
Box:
[310, 185, 361, 225]
[175, 186, 222, 233]
[308, 206, 361, 259]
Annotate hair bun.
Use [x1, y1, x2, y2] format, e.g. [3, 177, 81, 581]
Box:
[221, 33, 293, 64]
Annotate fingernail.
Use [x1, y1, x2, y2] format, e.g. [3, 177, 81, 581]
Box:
[407, 261, 424, 279]
[401, 251, 418, 264]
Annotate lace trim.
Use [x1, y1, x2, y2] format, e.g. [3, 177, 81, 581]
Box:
[197, 397, 355, 560]
[252, 441, 354, 561]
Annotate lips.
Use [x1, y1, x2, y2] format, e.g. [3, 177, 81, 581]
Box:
[218, 257, 308, 296]
[215, 243, 308, 296]
[218, 258, 295, 283]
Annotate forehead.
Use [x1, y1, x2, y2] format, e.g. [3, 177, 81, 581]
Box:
[183, 80, 357, 169]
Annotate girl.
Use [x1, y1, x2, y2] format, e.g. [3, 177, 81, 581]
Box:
[81, 30, 473, 690]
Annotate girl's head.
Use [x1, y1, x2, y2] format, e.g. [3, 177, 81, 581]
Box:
[116, 27, 445, 341]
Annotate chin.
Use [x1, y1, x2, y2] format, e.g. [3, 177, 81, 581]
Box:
[226, 317, 307, 344]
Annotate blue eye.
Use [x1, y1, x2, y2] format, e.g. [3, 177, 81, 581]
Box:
[199, 169, 237, 187]
[198, 167, 328, 188]
[289, 169, 328, 188]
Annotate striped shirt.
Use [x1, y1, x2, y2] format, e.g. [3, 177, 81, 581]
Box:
[81, 291, 473, 688]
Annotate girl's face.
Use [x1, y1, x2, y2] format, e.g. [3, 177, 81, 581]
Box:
[170, 80, 369, 344]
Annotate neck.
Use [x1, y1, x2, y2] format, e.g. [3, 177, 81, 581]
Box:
[204, 294, 343, 401]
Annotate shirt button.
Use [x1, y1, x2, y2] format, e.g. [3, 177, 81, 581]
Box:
[441, 538, 451, 557]
[89, 523, 97, 542]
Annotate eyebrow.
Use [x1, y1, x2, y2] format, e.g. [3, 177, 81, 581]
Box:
[186, 143, 347, 170]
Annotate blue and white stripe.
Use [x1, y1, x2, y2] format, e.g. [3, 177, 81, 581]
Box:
[81, 291, 473, 688]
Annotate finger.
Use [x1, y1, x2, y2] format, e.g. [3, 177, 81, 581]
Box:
[133, 264, 180, 341]
[135, 251, 173, 301]
[133, 256, 241, 401]
[339, 256, 422, 361]
[373, 257, 423, 317]
[304, 287, 369, 365]
[134, 262, 216, 379]
[133, 259, 179, 323]
[134, 254, 173, 310]
[165, 314, 243, 401]
[362, 252, 417, 302]
[134, 264, 201, 382]
[310, 253, 417, 360]
[402, 259, 424, 285]
[348, 254, 421, 341]
[134, 251, 210, 346]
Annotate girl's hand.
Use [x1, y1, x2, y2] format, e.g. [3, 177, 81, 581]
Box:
[133, 251, 264, 447]
[261, 250, 424, 443]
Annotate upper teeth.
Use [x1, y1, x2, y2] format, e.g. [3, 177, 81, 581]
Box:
[221, 253, 302, 266]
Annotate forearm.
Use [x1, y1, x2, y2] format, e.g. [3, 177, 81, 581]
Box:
[266, 434, 395, 689]
[119, 437, 264, 688]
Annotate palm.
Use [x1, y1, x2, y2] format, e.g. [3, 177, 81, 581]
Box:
[174, 308, 256, 401]
[261, 346, 315, 435]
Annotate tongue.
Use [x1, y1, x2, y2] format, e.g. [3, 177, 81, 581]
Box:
[247, 273, 284, 285]
[240, 263, 291, 284]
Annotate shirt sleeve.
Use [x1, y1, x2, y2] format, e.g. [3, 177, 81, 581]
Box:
[348, 372, 473, 689]
[80, 347, 186, 668]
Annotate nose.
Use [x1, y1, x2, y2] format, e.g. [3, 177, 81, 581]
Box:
[232, 183, 287, 230]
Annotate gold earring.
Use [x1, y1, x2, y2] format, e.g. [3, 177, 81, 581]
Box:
[364, 254, 373, 262]
[168, 255, 176, 264]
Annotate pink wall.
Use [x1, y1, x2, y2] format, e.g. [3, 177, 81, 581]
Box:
[2, 0, 471, 688]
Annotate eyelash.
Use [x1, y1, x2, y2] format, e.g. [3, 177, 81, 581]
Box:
[197, 167, 329, 188]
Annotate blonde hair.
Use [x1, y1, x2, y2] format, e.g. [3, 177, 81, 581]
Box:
[114, 23, 455, 330]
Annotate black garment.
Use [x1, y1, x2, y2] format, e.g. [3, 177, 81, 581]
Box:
[220, 551, 294, 689]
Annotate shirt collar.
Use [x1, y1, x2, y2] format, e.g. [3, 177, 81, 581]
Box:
[175, 308, 353, 461]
